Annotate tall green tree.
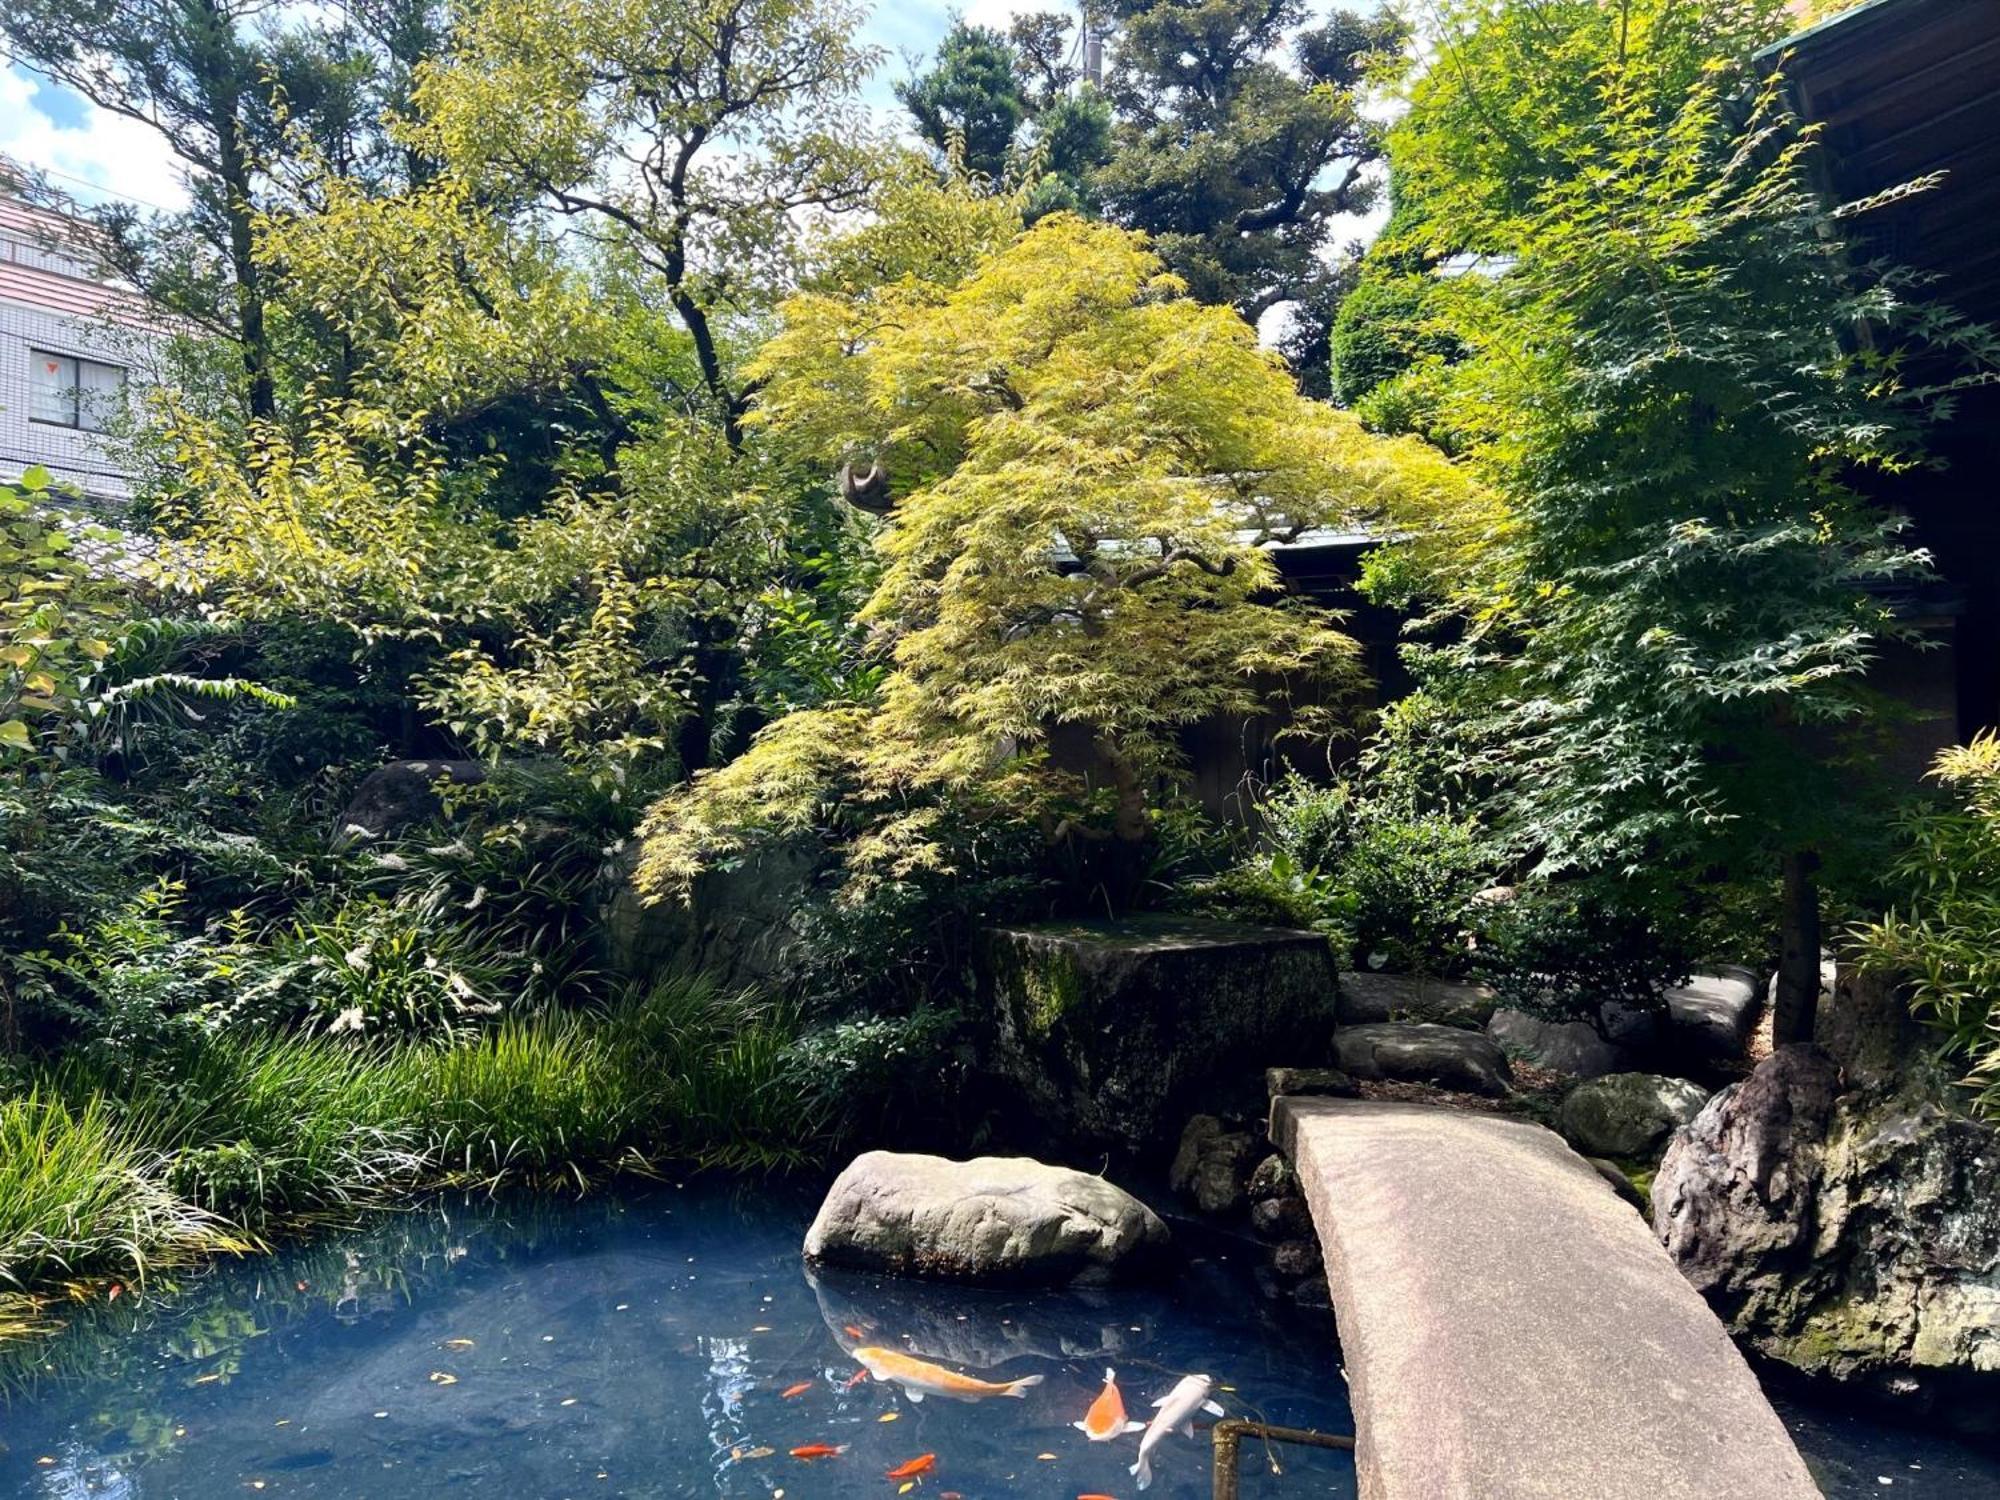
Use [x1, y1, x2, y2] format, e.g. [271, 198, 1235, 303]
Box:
[895, 1, 1403, 387]
[1365, 0, 1997, 1036]
[0, 0, 447, 421]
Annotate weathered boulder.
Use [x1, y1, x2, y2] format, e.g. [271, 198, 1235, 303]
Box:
[1334, 1022, 1512, 1097]
[1337, 971, 1498, 1030]
[1487, 1007, 1631, 1078]
[978, 916, 1338, 1154]
[1249, 1195, 1312, 1241]
[334, 759, 488, 848]
[600, 838, 821, 990]
[1169, 1115, 1258, 1217]
[1654, 1046, 2000, 1432]
[1814, 961, 1924, 1092]
[1246, 1152, 1298, 1203]
[1662, 967, 1763, 1065]
[804, 1151, 1170, 1286]
[1270, 1237, 1323, 1280]
[1558, 1073, 1709, 1160]
[1265, 1066, 1358, 1101]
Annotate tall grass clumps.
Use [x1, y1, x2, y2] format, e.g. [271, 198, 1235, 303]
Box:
[0, 972, 840, 1318]
[0, 1092, 246, 1292]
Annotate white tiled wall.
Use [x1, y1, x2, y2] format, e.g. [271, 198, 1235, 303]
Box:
[0, 301, 140, 502]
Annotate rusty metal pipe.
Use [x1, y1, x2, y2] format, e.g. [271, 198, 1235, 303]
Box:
[1212, 1417, 1357, 1499]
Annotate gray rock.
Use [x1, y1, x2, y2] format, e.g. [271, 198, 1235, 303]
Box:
[1334, 1022, 1512, 1097]
[1487, 1007, 1630, 1077]
[1246, 1153, 1298, 1202]
[1264, 1066, 1358, 1101]
[1337, 972, 1498, 1029]
[1814, 962, 1925, 1091]
[1249, 1195, 1312, 1241]
[1662, 966, 1763, 1064]
[1271, 1237, 1323, 1280]
[1654, 1046, 2000, 1433]
[1292, 1275, 1333, 1310]
[1169, 1115, 1258, 1217]
[1558, 1073, 1710, 1160]
[600, 837, 821, 990]
[334, 760, 488, 848]
[978, 916, 1338, 1154]
[804, 1151, 1170, 1286]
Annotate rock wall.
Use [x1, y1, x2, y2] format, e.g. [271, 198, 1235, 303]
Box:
[1654, 1039, 2000, 1432]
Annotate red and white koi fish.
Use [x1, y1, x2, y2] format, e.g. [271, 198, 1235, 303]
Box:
[789, 1443, 847, 1459]
[1073, 1367, 1144, 1442]
[853, 1346, 1045, 1404]
[1130, 1373, 1222, 1491]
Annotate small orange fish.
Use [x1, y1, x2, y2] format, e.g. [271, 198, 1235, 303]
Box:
[844, 1369, 869, 1389]
[843, 1324, 865, 1339]
[790, 1443, 847, 1459]
[107, 1284, 122, 1302]
[1078, 1494, 1120, 1499]
[886, 1454, 937, 1479]
[1074, 1367, 1143, 1443]
[780, 1381, 813, 1399]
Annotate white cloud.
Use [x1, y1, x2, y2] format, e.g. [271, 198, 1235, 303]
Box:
[0, 64, 189, 214]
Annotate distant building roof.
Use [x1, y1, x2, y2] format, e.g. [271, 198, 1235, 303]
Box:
[0, 185, 157, 327]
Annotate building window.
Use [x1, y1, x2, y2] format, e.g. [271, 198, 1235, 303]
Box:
[30, 350, 126, 433]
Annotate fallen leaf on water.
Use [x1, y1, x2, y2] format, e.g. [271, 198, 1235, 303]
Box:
[732, 1447, 774, 1461]
[899, 1485, 914, 1495]
[273, 1420, 290, 1428]
[442, 1338, 475, 1350]
[1036, 1452, 1058, 1461]
[780, 1381, 813, 1399]
[877, 1412, 898, 1423]
[560, 1398, 577, 1407]
[752, 1325, 773, 1333]
[193, 1373, 222, 1385]
[249, 1483, 266, 1492]
[372, 1412, 388, 1420]
[35, 1458, 54, 1467]
[428, 1372, 459, 1386]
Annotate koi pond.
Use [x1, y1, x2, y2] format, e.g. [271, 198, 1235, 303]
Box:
[1, 1182, 1996, 1499]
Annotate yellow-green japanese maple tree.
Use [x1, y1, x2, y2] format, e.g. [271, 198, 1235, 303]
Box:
[637, 212, 1473, 903]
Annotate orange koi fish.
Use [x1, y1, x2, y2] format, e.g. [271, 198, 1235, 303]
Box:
[780, 1381, 813, 1399]
[789, 1443, 848, 1459]
[1078, 1494, 1120, 1499]
[1073, 1367, 1144, 1442]
[853, 1346, 1045, 1404]
[886, 1454, 937, 1479]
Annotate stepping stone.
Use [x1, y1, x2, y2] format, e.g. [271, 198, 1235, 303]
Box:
[1333, 1022, 1511, 1097]
[1663, 966, 1763, 1062]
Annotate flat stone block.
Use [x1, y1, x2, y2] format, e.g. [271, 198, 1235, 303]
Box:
[1271, 1096, 1818, 1500]
[978, 916, 1337, 1154]
[1664, 965, 1763, 1062]
[1334, 1021, 1511, 1096]
[1339, 971, 1498, 1029]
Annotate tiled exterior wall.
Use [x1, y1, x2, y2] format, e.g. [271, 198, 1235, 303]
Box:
[0, 297, 141, 503]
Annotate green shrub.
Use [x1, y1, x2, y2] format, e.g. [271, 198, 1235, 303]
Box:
[1468, 877, 1691, 1026]
[1854, 734, 2000, 1114]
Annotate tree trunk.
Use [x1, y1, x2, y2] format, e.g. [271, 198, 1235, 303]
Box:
[1775, 848, 1823, 1045]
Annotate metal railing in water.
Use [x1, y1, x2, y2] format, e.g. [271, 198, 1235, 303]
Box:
[1211, 1418, 1357, 1499]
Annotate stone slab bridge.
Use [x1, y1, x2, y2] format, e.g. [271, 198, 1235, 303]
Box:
[1271, 1096, 1821, 1500]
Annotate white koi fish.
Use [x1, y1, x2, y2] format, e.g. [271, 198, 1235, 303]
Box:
[1130, 1372, 1223, 1491]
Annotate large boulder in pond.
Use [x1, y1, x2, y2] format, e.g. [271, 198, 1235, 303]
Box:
[334, 759, 488, 848]
[1334, 1021, 1512, 1096]
[976, 916, 1337, 1155]
[1557, 1072, 1708, 1160]
[803, 1151, 1171, 1285]
[1654, 1045, 2000, 1434]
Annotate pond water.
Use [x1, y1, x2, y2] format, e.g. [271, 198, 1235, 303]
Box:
[3, 1182, 1998, 1500]
[0, 1183, 1354, 1499]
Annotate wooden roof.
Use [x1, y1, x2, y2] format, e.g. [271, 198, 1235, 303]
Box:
[1766, 0, 2000, 325]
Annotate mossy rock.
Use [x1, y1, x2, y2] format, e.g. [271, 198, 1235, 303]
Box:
[976, 915, 1338, 1157]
